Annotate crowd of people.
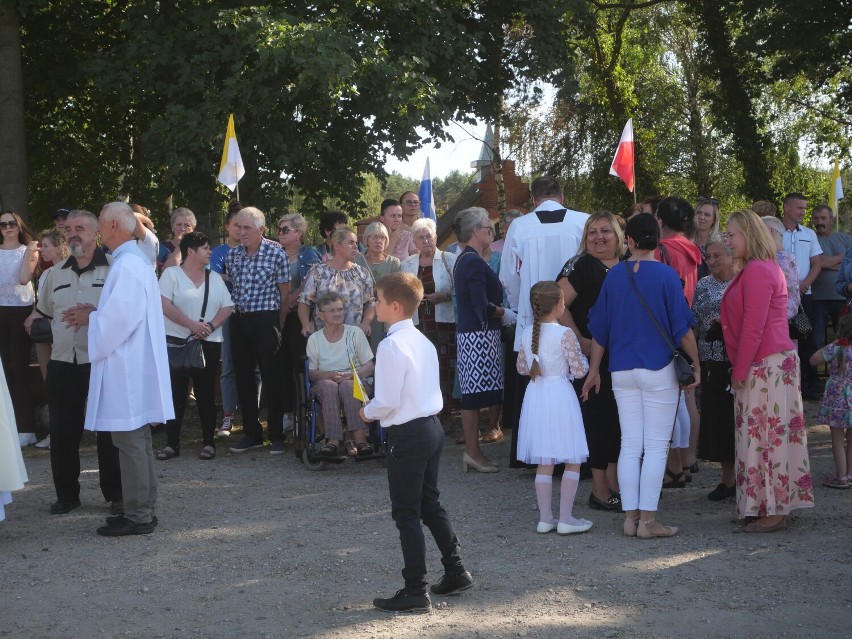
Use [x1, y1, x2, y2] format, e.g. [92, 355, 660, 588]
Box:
[1, 179, 850, 545]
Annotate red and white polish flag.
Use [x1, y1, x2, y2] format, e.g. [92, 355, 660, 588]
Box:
[609, 119, 635, 193]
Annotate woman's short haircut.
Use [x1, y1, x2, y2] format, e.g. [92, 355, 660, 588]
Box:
[39, 228, 69, 260]
[656, 197, 694, 234]
[380, 199, 400, 215]
[278, 213, 308, 235]
[170, 207, 197, 227]
[455, 207, 491, 243]
[751, 200, 777, 217]
[316, 291, 345, 312]
[363, 221, 389, 244]
[330, 226, 357, 245]
[580, 210, 625, 258]
[179, 231, 210, 256]
[625, 213, 660, 250]
[760, 215, 784, 238]
[728, 209, 776, 261]
[376, 271, 423, 316]
[319, 210, 348, 236]
[237, 207, 265, 229]
[411, 217, 437, 238]
[704, 233, 733, 256]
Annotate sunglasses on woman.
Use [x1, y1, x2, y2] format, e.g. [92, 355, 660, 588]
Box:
[0, 221, 19, 229]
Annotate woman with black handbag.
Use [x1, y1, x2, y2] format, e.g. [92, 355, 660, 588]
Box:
[158, 232, 233, 460]
[583, 214, 700, 540]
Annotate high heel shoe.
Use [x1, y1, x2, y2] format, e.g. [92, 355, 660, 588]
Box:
[623, 516, 640, 537]
[462, 452, 498, 473]
[637, 518, 678, 539]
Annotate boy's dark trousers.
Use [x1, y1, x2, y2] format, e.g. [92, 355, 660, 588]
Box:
[386, 415, 464, 595]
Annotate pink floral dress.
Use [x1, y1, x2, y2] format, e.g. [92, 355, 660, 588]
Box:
[734, 350, 814, 518]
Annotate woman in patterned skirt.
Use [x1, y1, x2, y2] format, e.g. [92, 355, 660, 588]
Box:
[400, 218, 457, 429]
[453, 207, 506, 473]
[721, 209, 814, 533]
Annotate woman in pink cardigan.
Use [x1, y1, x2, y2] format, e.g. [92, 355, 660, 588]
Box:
[720, 209, 814, 533]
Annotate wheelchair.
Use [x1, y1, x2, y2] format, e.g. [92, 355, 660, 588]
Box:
[293, 357, 386, 470]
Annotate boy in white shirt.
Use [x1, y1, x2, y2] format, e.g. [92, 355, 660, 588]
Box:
[361, 272, 474, 613]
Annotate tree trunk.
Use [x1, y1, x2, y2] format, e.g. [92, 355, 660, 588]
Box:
[0, 5, 28, 216]
[692, 1, 773, 201]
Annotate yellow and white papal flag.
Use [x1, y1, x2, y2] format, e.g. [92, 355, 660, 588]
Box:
[830, 159, 844, 222]
[217, 114, 245, 192]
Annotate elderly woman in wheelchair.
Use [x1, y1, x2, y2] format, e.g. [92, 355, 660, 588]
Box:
[306, 293, 376, 458]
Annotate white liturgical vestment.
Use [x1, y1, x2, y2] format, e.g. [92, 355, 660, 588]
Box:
[499, 199, 588, 350]
[85, 240, 174, 431]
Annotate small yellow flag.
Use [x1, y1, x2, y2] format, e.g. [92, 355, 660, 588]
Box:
[217, 114, 245, 192]
[350, 358, 368, 402]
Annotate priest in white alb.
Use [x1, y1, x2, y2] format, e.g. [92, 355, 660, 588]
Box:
[76, 201, 173, 536]
[498, 176, 589, 466]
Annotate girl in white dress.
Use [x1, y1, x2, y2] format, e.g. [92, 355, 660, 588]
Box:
[517, 282, 592, 535]
[0, 358, 28, 521]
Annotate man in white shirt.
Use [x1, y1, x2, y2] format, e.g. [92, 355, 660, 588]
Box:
[361, 272, 473, 614]
[781, 192, 823, 398]
[499, 176, 588, 464]
[78, 202, 174, 536]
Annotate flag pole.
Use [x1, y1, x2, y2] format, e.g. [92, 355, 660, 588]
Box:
[632, 161, 637, 205]
[234, 162, 240, 201]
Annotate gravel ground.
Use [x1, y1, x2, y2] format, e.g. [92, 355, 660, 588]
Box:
[1, 399, 850, 639]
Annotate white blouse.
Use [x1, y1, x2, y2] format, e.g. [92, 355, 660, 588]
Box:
[0, 246, 34, 306]
[158, 266, 233, 341]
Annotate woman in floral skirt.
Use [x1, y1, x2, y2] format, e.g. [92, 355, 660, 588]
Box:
[720, 209, 814, 533]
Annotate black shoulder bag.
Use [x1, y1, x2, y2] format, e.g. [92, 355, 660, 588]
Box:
[166, 270, 209, 370]
[625, 261, 695, 386]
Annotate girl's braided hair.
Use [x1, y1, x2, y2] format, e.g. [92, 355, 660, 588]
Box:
[528, 281, 563, 380]
[834, 314, 852, 370]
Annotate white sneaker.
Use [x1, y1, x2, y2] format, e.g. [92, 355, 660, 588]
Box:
[282, 414, 294, 434]
[216, 415, 233, 438]
[35, 435, 51, 449]
[19, 433, 37, 447]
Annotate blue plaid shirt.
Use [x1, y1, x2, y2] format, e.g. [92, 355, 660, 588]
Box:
[226, 241, 290, 312]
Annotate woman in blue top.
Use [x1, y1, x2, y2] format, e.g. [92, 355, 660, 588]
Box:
[583, 214, 700, 540]
[454, 207, 507, 473]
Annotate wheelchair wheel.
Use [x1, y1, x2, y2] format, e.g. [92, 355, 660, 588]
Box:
[302, 447, 326, 471]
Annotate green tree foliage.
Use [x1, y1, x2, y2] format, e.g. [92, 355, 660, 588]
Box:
[14, 0, 571, 230]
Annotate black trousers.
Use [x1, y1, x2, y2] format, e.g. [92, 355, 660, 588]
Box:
[279, 311, 307, 414]
[47, 360, 122, 503]
[166, 341, 221, 451]
[386, 416, 464, 594]
[799, 294, 821, 392]
[0, 305, 35, 433]
[230, 310, 284, 442]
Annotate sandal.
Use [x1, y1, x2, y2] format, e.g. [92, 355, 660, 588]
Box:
[454, 433, 466, 445]
[662, 468, 686, 488]
[682, 465, 693, 483]
[198, 446, 216, 460]
[822, 476, 851, 489]
[344, 440, 357, 457]
[356, 442, 374, 457]
[318, 443, 339, 459]
[479, 429, 504, 444]
[156, 446, 179, 461]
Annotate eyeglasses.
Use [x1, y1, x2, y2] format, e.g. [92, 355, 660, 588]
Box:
[478, 225, 494, 234]
[402, 199, 420, 206]
[0, 221, 19, 229]
[697, 196, 720, 206]
[278, 226, 293, 234]
[319, 307, 345, 314]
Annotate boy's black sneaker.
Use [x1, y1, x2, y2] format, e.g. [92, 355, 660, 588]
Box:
[430, 570, 475, 596]
[373, 589, 431, 614]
